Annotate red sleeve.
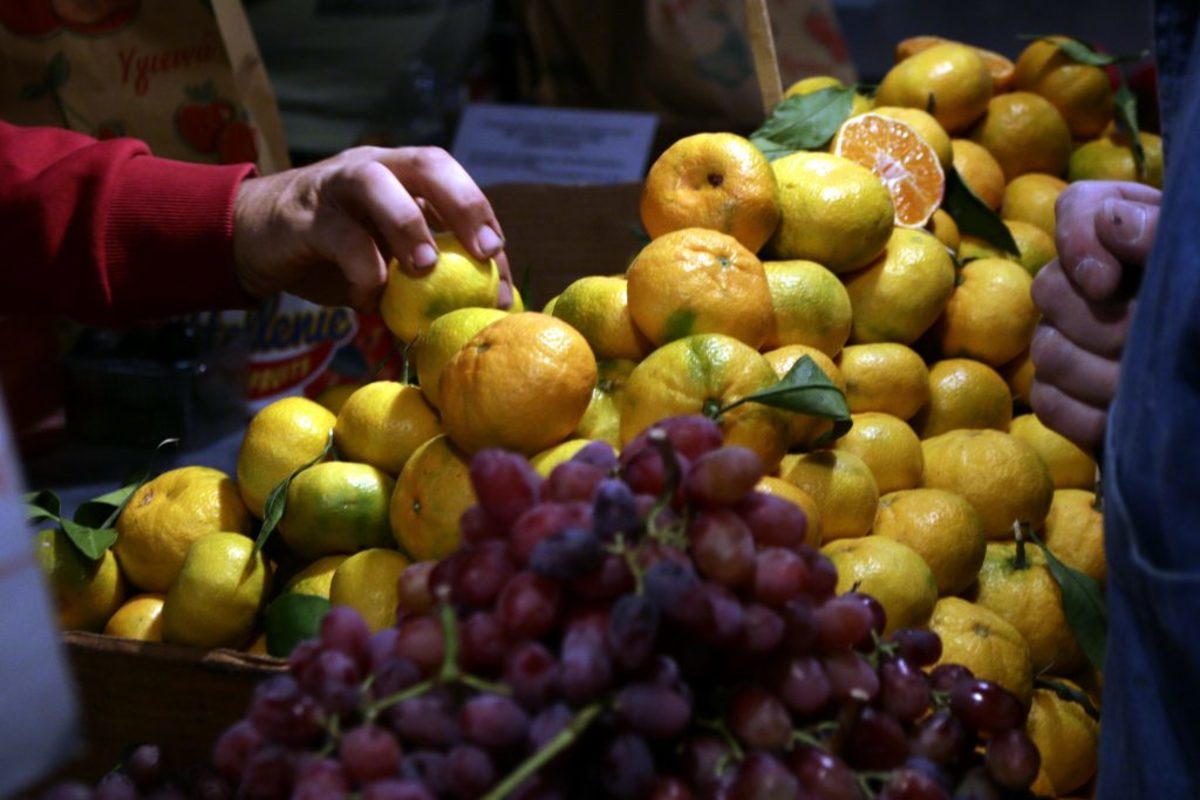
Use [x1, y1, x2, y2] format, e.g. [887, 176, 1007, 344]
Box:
[0, 121, 258, 326]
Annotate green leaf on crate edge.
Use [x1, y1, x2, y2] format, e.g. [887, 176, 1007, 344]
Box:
[264, 592, 331, 658]
[1114, 84, 1147, 180]
[1028, 527, 1108, 672]
[1017, 34, 1148, 66]
[722, 355, 853, 443]
[254, 431, 335, 554]
[943, 169, 1020, 255]
[750, 86, 855, 159]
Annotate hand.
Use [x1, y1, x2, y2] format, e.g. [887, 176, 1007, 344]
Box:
[232, 145, 513, 313]
[1029, 180, 1161, 452]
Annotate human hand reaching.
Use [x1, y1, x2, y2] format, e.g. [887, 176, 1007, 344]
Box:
[231, 146, 513, 314]
[1030, 180, 1161, 452]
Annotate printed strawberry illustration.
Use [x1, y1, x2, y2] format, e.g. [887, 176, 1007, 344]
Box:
[218, 120, 259, 165]
[0, 0, 61, 36]
[174, 82, 235, 154]
[804, 10, 852, 63]
[0, 0, 136, 36]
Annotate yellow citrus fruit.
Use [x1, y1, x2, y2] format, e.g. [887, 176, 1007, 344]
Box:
[870, 106, 953, 169]
[278, 462, 396, 561]
[951, 139, 1006, 210]
[440, 313, 598, 455]
[329, 548, 410, 634]
[116, 466, 252, 592]
[874, 488, 986, 596]
[928, 596, 1035, 705]
[1043, 489, 1105, 584]
[508, 285, 526, 313]
[236, 396, 336, 519]
[972, 540, 1086, 674]
[1014, 36, 1116, 139]
[755, 476, 822, 547]
[968, 92, 1072, 181]
[619, 334, 790, 472]
[912, 359, 1013, 439]
[782, 450, 879, 542]
[784, 75, 873, 116]
[530, 439, 593, 477]
[921, 429, 1055, 539]
[1009, 414, 1097, 490]
[1002, 173, 1068, 237]
[414, 307, 508, 409]
[161, 532, 271, 650]
[379, 231, 500, 343]
[626, 228, 774, 349]
[837, 343, 930, 421]
[934, 258, 1039, 367]
[282, 554, 349, 600]
[1025, 679, 1101, 795]
[844, 227, 955, 345]
[313, 383, 361, 415]
[895, 36, 1015, 91]
[639, 132, 781, 252]
[764, 344, 845, 449]
[390, 434, 474, 561]
[35, 529, 126, 632]
[769, 152, 894, 273]
[1002, 347, 1035, 409]
[761, 260, 853, 356]
[573, 358, 636, 448]
[822, 536, 938, 634]
[551, 275, 653, 361]
[835, 412, 924, 495]
[1068, 130, 1164, 188]
[927, 208, 960, 251]
[542, 295, 559, 316]
[875, 42, 993, 134]
[103, 593, 164, 642]
[833, 113, 946, 228]
[956, 219, 1057, 278]
[334, 381, 442, 476]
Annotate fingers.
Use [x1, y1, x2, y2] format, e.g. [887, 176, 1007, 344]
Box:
[494, 250, 515, 309]
[1030, 325, 1121, 407]
[1030, 381, 1108, 455]
[1055, 181, 1160, 301]
[1030, 258, 1134, 357]
[309, 216, 389, 313]
[1095, 197, 1161, 270]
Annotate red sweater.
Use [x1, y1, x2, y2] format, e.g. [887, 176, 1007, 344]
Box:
[0, 121, 257, 326]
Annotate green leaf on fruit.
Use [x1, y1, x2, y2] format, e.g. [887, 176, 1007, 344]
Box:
[254, 432, 334, 554]
[24, 490, 62, 524]
[1113, 84, 1147, 180]
[750, 87, 855, 159]
[1018, 35, 1148, 66]
[58, 520, 118, 561]
[264, 593, 331, 658]
[943, 169, 1020, 255]
[1028, 528, 1108, 672]
[519, 262, 535, 311]
[722, 355, 853, 443]
[1035, 676, 1101, 721]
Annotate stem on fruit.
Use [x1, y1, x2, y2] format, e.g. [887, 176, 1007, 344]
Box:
[460, 674, 513, 696]
[316, 714, 342, 758]
[1013, 521, 1029, 570]
[481, 703, 603, 800]
[363, 678, 435, 720]
[697, 716, 745, 764]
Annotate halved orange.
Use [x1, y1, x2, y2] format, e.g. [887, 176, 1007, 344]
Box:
[895, 35, 1016, 91]
[833, 113, 946, 228]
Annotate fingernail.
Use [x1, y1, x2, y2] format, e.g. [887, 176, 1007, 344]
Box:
[497, 281, 513, 309]
[412, 243, 439, 271]
[1073, 255, 1103, 289]
[1104, 197, 1147, 244]
[476, 225, 503, 257]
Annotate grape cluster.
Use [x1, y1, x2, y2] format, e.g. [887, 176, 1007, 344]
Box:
[36, 744, 232, 800]
[44, 416, 1043, 800]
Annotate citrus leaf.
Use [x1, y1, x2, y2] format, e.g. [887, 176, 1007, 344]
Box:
[1113, 84, 1147, 181]
[24, 489, 62, 524]
[943, 169, 1020, 255]
[749, 135, 795, 162]
[750, 87, 855, 157]
[254, 432, 334, 554]
[1028, 527, 1107, 672]
[59, 519, 118, 561]
[264, 593, 331, 658]
[519, 262, 535, 311]
[721, 356, 853, 443]
[1035, 677, 1101, 721]
[1017, 35, 1147, 66]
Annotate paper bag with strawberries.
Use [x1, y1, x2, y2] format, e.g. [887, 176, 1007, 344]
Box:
[0, 0, 288, 173]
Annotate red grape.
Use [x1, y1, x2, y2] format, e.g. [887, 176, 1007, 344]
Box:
[983, 729, 1040, 790]
[497, 572, 563, 641]
[393, 616, 444, 678]
[460, 693, 530, 751]
[774, 656, 833, 716]
[396, 562, 436, 615]
[458, 503, 505, 545]
[878, 658, 932, 721]
[445, 745, 497, 798]
[569, 440, 619, 472]
[510, 502, 591, 565]
[469, 449, 543, 527]
[684, 446, 763, 508]
[451, 541, 515, 608]
[823, 650, 881, 703]
[459, 611, 508, 674]
[888, 628, 943, 667]
[528, 527, 604, 581]
[504, 641, 561, 709]
[614, 683, 691, 739]
[787, 746, 863, 800]
[602, 733, 657, 799]
[738, 491, 808, 548]
[752, 547, 810, 607]
[608, 593, 660, 673]
[248, 675, 322, 746]
[728, 687, 793, 750]
[212, 719, 262, 782]
[843, 707, 909, 770]
[728, 751, 798, 800]
[362, 779, 435, 800]
[691, 510, 757, 587]
[542, 460, 605, 503]
[320, 606, 371, 669]
[339, 724, 402, 784]
[948, 680, 1026, 733]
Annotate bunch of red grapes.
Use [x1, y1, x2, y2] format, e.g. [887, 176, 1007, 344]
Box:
[40, 416, 1043, 800]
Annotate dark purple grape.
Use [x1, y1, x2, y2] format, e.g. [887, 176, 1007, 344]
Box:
[753, 547, 810, 607]
[320, 606, 371, 668]
[878, 767, 952, 800]
[910, 711, 969, 766]
[879, 658, 932, 721]
[497, 572, 562, 641]
[459, 503, 505, 545]
[738, 491, 808, 549]
[368, 628, 401, 672]
[691, 510, 757, 587]
[813, 595, 875, 652]
[393, 616, 444, 678]
[928, 664, 974, 694]
[398, 751, 451, 797]
[510, 502, 591, 565]
[570, 440, 619, 472]
[303, 649, 364, 716]
[371, 658, 422, 701]
[608, 593, 660, 672]
[781, 597, 819, 654]
[614, 683, 691, 739]
[948, 680, 1025, 733]
[680, 735, 733, 794]
[843, 592, 887, 642]
[888, 628, 943, 667]
[774, 656, 832, 716]
[184, 765, 233, 800]
[728, 752, 798, 800]
[803, 550, 839, 601]
[143, 788, 186, 800]
[362, 780, 435, 800]
[451, 541, 516, 608]
[823, 650, 881, 703]
[125, 744, 166, 790]
[528, 703, 574, 750]
[237, 744, 294, 800]
[286, 639, 322, 684]
[212, 720, 262, 782]
[504, 641, 561, 709]
[459, 611, 508, 674]
[698, 582, 747, 644]
[844, 707, 909, 771]
[528, 527, 604, 581]
[39, 782, 92, 800]
[951, 767, 1003, 800]
[397, 562, 436, 615]
[728, 687, 792, 751]
[983, 729, 1040, 790]
[643, 560, 699, 616]
[591, 478, 640, 544]
[340, 724, 402, 784]
[787, 746, 863, 800]
[573, 554, 636, 600]
[603, 733, 656, 800]
[387, 692, 462, 749]
[650, 776, 694, 800]
[685, 446, 764, 508]
[460, 694, 530, 751]
[559, 623, 613, 704]
[469, 449, 543, 527]
[292, 756, 349, 797]
[739, 603, 785, 656]
[445, 745, 498, 798]
[542, 460, 605, 503]
[95, 774, 137, 800]
[619, 440, 674, 497]
[248, 675, 322, 746]
[649, 415, 724, 460]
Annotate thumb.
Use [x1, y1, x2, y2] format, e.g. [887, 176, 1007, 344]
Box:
[1095, 197, 1160, 269]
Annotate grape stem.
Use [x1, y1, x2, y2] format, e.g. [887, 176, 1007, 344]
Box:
[437, 595, 461, 684]
[316, 713, 342, 758]
[697, 716, 745, 765]
[363, 678, 435, 721]
[460, 674, 514, 696]
[480, 703, 603, 800]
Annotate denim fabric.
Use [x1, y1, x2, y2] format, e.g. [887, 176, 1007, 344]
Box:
[1098, 2, 1200, 795]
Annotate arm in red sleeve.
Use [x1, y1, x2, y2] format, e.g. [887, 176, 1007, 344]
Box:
[0, 121, 258, 326]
